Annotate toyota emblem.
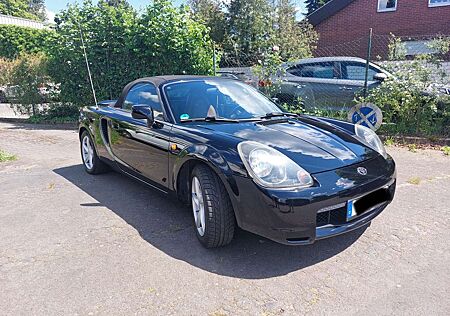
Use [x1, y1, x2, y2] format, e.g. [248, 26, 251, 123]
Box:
[357, 167, 368, 176]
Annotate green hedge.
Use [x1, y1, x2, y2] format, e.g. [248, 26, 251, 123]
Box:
[0, 25, 54, 59]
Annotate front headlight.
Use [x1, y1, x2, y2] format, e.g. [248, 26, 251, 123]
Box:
[355, 124, 387, 159]
[237, 141, 313, 189]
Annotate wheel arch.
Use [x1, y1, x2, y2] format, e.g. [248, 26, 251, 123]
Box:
[78, 126, 89, 140]
[173, 148, 242, 226]
[78, 124, 101, 157]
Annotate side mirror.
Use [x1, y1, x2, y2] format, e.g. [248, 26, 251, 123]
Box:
[132, 105, 154, 128]
[373, 73, 388, 81]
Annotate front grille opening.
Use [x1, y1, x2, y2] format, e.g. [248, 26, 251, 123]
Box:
[316, 206, 347, 227]
[316, 187, 392, 227]
[354, 188, 391, 216]
[286, 237, 310, 243]
[316, 212, 329, 227]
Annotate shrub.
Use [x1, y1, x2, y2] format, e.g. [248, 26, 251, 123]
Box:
[358, 35, 450, 137]
[0, 25, 54, 59]
[27, 103, 79, 124]
[9, 53, 49, 115]
[0, 57, 16, 85]
[47, 0, 215, 107]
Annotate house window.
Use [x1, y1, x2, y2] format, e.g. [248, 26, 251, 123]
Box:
[378, 0, 397, 12]
[429, 0, 450, 7]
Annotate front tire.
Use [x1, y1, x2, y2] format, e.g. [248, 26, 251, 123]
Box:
[80, 131, 108, 175]
[191, 165, 235, 248]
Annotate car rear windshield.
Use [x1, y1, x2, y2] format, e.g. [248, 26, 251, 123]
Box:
[163, 79, 282, 122]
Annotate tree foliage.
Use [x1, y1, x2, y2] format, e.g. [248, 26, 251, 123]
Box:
[272, 0, 318, 61]
[188, 0, 318, 63]
[225, 0, 273, 60]
[188, 0, 226, 45]
[27, 0, 46, 21]
[9, 53, 49, 115]
[0, 0, 46, 21]
[0, 25, 54, 59]
[47, 0, 215, 106]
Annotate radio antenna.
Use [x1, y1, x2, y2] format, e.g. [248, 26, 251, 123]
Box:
[78, 22, 98, 108]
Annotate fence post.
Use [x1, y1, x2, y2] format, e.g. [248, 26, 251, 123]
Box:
[363, 28, 373, 99]
[213, 43, 217, 76]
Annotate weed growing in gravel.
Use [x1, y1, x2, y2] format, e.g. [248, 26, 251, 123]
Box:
[384, 137, 395, 147]
[442, 146, 450, 156]
[407, 177, 421, 185]
[0, 150, 16, 162]
[408, 144, 418, 153]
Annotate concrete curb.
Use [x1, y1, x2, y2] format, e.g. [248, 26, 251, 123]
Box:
[0, 117, 77, 130]
[380, 135, 450, 147]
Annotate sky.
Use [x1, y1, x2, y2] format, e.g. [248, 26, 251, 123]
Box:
[44, 1, 307, 21]
[45, 0, 184, 12]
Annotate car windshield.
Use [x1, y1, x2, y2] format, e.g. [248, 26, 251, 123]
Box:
[163, 79, 283, 122]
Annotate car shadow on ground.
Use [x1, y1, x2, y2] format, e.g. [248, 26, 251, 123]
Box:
[54, 164, 367, 279]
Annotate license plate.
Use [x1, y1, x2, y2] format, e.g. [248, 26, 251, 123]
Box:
[346, 200, 358, 221]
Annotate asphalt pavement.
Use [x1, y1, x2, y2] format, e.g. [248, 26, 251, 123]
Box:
[0, 121, 449, 315]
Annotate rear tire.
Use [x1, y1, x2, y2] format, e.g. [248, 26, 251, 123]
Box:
[191, 164, 235, 248]
[80, 131, 108, 175]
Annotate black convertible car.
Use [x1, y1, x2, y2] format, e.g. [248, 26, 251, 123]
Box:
[79, 76, 396, 248]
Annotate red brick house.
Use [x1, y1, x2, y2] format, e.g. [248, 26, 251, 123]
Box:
[308, 0, 450, 59]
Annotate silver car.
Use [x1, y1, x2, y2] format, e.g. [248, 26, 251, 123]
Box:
[277, 57, 390, 110]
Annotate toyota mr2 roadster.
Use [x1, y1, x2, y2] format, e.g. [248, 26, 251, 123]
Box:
[78, 76, 396, 248]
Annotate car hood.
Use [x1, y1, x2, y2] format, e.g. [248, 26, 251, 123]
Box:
[195, 117, 379, 174]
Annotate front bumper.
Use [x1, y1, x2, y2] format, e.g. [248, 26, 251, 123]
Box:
[231, 155, 396, 245]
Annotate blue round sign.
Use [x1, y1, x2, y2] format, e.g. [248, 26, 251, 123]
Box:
[348, 103, 382, 131]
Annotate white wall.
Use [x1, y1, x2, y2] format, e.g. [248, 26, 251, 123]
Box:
[0, 14, 46, 29]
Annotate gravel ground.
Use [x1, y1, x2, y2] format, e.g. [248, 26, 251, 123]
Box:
[0, 121, 449, 315]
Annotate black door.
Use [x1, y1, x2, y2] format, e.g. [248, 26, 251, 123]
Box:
[108, 82, 171, 189]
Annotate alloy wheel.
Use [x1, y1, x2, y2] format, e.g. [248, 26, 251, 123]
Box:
[191, 176, 206, 236]
[82, 135, 94, 170]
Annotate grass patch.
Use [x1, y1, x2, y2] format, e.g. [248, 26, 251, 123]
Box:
[0, 149, 17, 162]
[442, 146, 450, 156]
[384, 136, 395, 147]
[407, 144, 418, 153]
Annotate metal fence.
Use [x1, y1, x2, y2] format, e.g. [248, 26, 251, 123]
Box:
[217, 32, 450, 113]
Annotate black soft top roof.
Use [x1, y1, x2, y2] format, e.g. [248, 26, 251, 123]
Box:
[136, 75, 220, 87]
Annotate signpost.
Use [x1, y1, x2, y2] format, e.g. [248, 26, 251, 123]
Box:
[348, 103, 383, 131]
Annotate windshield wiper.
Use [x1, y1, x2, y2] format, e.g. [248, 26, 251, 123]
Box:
[180, 117, 240, 123]
[260, 112, 299, 119]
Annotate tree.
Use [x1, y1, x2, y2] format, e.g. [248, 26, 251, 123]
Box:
[9, 53, 49, 115]
[223, 0, 317, 64]
[47, 0, 214, 106]
[188, 0, 227, 45]
[226, 0, 273, 61]
[136, 0, 214, 76]
[104, 0, 132, 9]
[28, 0, 46, 21]
[305, 0, 331, 15]
[0, 0, 46, 21]
[272, 0, 318, 60]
